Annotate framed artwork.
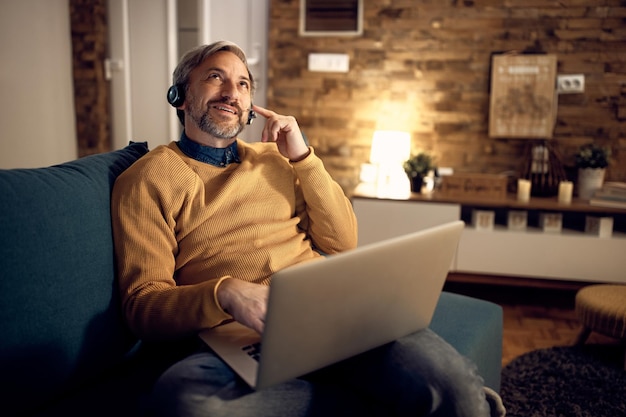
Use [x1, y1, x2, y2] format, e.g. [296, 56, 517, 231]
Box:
[489, 54, 558, 139]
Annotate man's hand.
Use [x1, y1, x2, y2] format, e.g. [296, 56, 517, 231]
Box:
[216, 278, 269, 334]
[253, 105, 311, 162]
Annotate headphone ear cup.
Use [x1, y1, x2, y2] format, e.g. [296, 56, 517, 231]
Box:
[167, 85, 185, 107]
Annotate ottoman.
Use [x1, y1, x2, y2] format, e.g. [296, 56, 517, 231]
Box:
[574, 284, 626, 368]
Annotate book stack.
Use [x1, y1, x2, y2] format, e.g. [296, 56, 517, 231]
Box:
[589, 182, 626, 209]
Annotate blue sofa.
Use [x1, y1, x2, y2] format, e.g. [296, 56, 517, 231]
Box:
[0, 142, 502, 416]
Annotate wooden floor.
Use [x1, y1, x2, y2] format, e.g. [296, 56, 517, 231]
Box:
[443, 276, 622, 367]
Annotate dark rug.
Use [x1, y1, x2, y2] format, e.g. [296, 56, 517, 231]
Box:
[500, 345, 626, 417]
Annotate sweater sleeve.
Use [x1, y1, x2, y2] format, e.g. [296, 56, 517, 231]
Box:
[291, 147, 358, 254]
[111, 151, 231, 341]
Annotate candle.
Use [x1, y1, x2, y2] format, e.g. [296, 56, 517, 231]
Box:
[558, 181, 573, 204]
[517, 179, 531, 202]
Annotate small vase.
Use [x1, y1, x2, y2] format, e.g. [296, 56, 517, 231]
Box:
[577, 168, 605, 200]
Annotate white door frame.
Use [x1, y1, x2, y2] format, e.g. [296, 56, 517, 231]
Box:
[106, 0, 133, 150]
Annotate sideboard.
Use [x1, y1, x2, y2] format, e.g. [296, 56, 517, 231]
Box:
[351, 185, 626, 284]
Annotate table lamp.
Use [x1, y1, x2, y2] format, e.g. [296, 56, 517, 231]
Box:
[369, 130, 411, 195]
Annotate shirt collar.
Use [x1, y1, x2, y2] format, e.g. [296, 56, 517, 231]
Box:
[176, 131, 241, 167]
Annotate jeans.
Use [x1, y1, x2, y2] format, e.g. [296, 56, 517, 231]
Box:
[148, 328, 490, 417]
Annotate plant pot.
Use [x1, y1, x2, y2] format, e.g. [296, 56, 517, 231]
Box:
[410, 175, 424, 193]
[577, 168, 605, 200]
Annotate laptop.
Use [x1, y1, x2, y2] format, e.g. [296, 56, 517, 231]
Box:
[198, 220, 464, 390]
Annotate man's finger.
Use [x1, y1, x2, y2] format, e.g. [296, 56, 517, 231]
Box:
[252, 104, 273, 118]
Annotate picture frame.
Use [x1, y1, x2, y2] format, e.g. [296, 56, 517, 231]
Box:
[489, 53, 558, 139]
[299, 0, 363, 37]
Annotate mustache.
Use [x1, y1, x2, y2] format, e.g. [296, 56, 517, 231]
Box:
[207, 98, 244, 115]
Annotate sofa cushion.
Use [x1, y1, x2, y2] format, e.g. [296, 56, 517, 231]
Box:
[0, 142, 149, 415]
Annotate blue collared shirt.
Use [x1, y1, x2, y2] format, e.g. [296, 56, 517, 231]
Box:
[176, 131, 241, 167]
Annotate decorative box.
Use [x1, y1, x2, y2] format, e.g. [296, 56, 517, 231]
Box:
[440, 174, 508, 200]
[585, 216, 613, 238]
[507, 210, 528, 231]
[539, 212, 562, 233]
[472, 210, 495, 231]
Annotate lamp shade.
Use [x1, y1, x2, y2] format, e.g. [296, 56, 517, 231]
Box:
[370, 130, 411, 165]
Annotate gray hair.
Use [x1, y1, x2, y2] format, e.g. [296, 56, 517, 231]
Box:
[172, 41, 256, 96]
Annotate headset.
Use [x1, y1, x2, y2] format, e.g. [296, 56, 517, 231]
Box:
[167, 84, 256, 125]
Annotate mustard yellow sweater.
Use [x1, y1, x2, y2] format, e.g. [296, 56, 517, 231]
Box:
[111, 140, 358, 340]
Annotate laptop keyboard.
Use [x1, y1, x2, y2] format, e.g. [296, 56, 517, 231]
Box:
[242, 342, 262, 362]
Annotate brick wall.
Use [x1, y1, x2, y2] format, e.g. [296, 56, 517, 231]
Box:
[268, 0, 626, 193]
[70, 0, 110, 157]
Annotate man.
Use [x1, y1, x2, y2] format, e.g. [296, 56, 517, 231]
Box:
[111, 41, 503, 417]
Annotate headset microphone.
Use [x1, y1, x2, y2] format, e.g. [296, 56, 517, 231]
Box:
[247, 107, 257, 125]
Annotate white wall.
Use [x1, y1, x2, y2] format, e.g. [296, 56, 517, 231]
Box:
[0, 0, 77, 168]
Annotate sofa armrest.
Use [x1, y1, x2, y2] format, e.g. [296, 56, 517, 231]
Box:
[430, 291, 503, 391]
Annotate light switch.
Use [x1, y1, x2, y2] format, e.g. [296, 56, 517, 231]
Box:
[308, 53, 350, 73]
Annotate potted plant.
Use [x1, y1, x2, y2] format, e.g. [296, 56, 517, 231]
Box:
[403, 152, 435, 193]
[575, 143, 610, 199]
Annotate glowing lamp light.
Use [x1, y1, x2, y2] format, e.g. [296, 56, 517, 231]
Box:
[369, 130, 411, 166]
[367, 130, 411, 196]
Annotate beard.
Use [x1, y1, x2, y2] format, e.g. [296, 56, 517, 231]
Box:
[188, 97, 245, 140]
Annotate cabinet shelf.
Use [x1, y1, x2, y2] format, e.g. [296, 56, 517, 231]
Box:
[465, 223, 626, 240]
[352, 184, 626, 215]
[352, 185, 626, 284]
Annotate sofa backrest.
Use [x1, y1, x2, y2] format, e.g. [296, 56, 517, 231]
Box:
[0, 142, 149, 414]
